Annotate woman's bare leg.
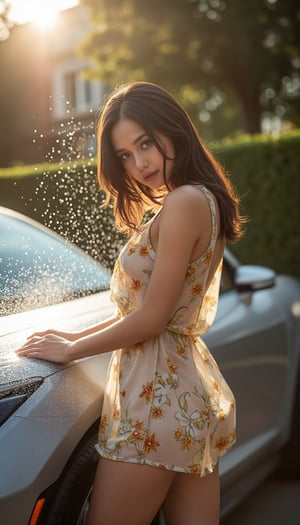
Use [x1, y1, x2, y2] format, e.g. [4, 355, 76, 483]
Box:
[163, 465, 220, 525]
[86, 458, 176, 525]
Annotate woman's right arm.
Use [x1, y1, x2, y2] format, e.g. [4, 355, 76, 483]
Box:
[28, 315, 118, 342]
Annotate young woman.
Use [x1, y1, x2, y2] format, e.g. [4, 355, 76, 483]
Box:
[16, 82, 244, 525]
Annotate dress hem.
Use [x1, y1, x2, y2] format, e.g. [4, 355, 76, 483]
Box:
[95, 442, 233, 477]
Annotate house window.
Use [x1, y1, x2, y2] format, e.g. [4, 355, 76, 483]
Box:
[53, 64, 104, 120]
[83, 79, 92, 106]
[64, 71, 77, 109]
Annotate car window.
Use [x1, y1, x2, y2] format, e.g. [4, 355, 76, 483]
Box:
[0, 213, 111, 315]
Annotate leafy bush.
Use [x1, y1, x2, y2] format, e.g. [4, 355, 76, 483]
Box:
[215, 131, 300, 279]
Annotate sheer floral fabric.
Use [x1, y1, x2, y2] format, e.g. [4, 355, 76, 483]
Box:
[96, 185, 235, 476]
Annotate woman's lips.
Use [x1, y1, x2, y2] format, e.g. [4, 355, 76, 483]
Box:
[144, 170, 158, 182]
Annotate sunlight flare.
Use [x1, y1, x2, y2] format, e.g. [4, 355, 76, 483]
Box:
[9, 0, 79, 27]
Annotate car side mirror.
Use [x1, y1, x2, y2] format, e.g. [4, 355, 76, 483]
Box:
[234, 265, 276, 293]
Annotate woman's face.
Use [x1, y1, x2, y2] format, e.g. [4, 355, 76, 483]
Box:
[111, 118, 175, 189]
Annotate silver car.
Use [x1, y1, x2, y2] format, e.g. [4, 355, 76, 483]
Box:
[0, 206, 299, 524]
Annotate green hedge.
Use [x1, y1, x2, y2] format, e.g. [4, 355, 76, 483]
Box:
[0, 130, 299, 278]
[215, 131, 300, 279]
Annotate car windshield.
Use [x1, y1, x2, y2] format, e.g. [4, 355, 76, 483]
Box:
[0, 212, 111, 316]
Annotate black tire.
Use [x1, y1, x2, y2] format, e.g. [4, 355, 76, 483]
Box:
[43, 430, 99, 525]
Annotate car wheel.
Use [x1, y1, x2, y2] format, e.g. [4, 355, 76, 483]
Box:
[43, 430, 99, 525]
[279, 374, 300, 478]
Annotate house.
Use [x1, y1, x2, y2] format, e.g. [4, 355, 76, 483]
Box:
[0, 5, 105, 167]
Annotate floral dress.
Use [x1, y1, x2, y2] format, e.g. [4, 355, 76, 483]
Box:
[96, 185, 236, 476]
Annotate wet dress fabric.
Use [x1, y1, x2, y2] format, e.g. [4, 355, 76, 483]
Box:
[96, 185, 236, 476]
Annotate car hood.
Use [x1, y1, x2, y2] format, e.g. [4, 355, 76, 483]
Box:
[0, 290, 114, 385]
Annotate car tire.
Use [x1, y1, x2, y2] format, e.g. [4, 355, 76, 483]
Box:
[279, 374, 300, 478]
[43, 429, 99, 525]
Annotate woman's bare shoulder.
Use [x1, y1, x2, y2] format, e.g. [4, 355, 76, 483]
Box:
[163, 184, 211, 219]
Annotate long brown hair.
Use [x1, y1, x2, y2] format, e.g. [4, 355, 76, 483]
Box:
[97, 81, 244, 242]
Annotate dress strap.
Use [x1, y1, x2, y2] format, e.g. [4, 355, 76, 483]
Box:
[197, 184, 218, 246]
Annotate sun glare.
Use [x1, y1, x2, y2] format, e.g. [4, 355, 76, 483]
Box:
[10, 0, 79, 28]
[31, 5, 59, 30]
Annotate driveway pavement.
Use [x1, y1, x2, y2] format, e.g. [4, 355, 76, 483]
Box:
[221, 471, 300, 525]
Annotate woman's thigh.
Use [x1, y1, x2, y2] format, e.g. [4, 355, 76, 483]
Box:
[163, 465, 220, 525]
[86, 458, 176, 525]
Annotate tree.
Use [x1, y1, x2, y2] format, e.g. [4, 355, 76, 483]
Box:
[0, 0, 13, 40]
[79, 0, 300, 138]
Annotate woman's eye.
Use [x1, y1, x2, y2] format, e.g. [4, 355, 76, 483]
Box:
[141, 139, 153, 149]
[119, 152, 129, 161]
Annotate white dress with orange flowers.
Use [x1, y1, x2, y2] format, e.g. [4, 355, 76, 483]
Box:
[96, 185, 235, 476]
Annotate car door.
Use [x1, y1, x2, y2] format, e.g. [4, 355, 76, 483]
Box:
[204, 257, 289, 460]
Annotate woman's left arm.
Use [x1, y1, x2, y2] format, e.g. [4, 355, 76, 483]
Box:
[16, 187, 211, 364]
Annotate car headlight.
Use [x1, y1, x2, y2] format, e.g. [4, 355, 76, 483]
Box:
[0, 378, 43, 426]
